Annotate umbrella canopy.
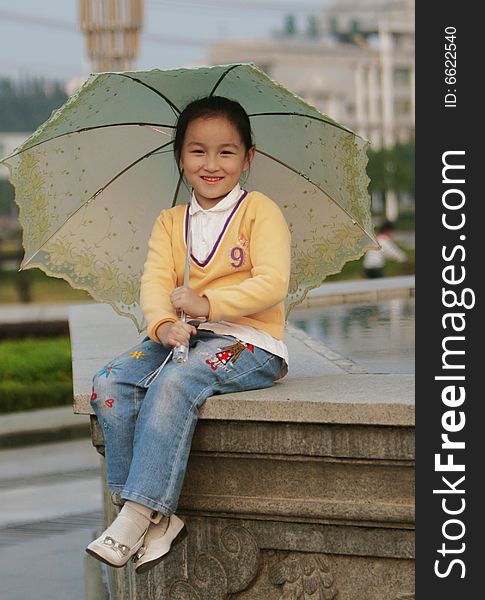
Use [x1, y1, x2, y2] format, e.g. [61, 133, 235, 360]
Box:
[1, 63, 377, 331]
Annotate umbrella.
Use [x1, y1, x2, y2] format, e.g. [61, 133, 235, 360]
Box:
[1, 63, 377, 331]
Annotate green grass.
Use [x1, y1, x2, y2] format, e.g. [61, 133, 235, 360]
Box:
[393, 212, 415, 231]
[325, 246, 415, 282]
[0, 269, 92, 304]
[0, 336, 74, 413]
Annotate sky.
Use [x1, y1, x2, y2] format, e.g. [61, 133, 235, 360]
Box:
[0, 0, 328, 82]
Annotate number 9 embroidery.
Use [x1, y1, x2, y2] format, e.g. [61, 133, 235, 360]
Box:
[230, 246, 245, 268]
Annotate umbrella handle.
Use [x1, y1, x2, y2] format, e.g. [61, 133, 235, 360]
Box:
[173, 212, 192, 365]
[172, 311, 189, 364]
[172, 343, 189, 363]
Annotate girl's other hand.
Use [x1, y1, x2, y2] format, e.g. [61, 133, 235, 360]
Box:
[171, 286, 210, 318]
[156, 321, 197, 347]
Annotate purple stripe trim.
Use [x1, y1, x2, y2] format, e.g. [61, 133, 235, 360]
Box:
[185, 190, 248, 268]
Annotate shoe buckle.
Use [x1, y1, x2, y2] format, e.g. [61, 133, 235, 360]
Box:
[103, 536, 130, 556]
[133, 546, 146, 562]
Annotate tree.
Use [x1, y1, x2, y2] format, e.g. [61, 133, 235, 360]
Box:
[0, 77, 68, 132]
[367, 139, 415, 198]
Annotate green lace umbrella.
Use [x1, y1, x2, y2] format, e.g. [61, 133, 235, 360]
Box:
[1, 63, 377, 331]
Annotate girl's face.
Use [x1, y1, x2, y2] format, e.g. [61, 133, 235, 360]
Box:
[179, 116, 254, 209]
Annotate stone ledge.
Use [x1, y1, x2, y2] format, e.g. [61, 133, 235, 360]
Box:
[79, 374, 414, 426]
[190, 421, 415, 460]
[170, 515, 415, 560]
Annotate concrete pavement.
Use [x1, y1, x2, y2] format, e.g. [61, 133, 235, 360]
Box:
[0, 438, 103, 600]
[0, 405, 90, 448]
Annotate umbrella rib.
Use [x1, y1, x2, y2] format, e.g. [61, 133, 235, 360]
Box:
[21, 139, 175, 268]
[207, 65, 355, 137]
[1, 122, 175, 161]
[255, 148, 376, 244]
[248, 112, 353, 135]
[115, 73, 181, 116]
[209, 64, 242, 96]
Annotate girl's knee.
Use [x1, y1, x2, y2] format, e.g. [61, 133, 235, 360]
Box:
[91, 367, 126, 411]
[92, 371, 112, 398]
[92, 353, 131, 390]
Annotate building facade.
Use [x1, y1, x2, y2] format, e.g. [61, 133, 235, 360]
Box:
[207, 0, 414, 149]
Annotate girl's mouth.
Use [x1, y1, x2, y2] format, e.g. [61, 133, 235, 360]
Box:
[201, 176, 223, 185]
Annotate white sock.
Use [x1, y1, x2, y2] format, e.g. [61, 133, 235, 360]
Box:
[102, 501, 152, 548]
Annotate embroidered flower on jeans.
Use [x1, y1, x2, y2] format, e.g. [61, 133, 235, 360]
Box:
[99, 362, 122, 378]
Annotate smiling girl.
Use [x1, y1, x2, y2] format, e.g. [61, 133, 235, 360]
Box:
[87, 96, 291, 573]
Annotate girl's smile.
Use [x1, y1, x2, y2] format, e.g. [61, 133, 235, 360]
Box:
[201, 176, 224, 184]
[179, 116, 255, 209]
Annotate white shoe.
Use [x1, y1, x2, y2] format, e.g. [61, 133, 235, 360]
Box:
[86, 527, 148, 568]
[133, 514, 188, 574]
[86, 502, 155, 568]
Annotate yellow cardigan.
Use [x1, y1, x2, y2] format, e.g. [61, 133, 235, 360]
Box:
[140, 191, 292, 342]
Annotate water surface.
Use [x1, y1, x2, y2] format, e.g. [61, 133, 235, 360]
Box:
[289, 297, 415, 374]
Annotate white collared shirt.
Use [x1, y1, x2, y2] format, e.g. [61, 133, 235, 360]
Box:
[188, 184, 289, 371]
[188, 183, 243, 261]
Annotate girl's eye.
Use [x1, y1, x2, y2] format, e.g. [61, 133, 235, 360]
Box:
[191, 150, 204, 154]
[221, 151, 234, 155]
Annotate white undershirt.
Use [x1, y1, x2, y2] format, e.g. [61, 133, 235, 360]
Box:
[363, 233, 407, 269]
[188, 184, 289, 372]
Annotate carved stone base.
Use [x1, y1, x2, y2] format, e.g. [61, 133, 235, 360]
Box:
[94, 379, 414, 600]
[103, 503, 414, 600]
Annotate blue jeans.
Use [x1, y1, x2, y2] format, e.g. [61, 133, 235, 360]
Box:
[91, 330, 283, 516]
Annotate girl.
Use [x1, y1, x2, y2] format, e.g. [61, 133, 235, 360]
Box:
[86, 96, 291, 573]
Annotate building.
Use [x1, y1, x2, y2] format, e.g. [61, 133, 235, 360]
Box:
[0, 133, 30, 171]
[207, 0, 414, 149]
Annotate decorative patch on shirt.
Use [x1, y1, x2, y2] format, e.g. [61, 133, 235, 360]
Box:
[99, 362, 122, 378]
[104, 398, 115, 408]
[229, 234, 248, 269]
[205, 340, 255, 371]
[238, 233, 248, 248]
[130, 351, 145, 360]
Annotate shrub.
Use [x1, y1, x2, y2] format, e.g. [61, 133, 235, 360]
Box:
[0, 337, 73, 413]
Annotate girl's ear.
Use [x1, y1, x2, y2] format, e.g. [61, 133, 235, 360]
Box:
[243, 145, 256, 171]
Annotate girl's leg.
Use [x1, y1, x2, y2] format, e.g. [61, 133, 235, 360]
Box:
[90, 337, 173, 494]
[120, 331, 283, 515]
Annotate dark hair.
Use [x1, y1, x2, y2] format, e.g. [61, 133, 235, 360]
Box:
[378, 219, 395, 233]
[173, 96, 254, 161]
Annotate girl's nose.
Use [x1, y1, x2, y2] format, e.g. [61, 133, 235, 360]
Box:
[204, 154, 219, 171]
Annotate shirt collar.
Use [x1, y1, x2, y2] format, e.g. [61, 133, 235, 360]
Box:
[189, 183, 242, 215]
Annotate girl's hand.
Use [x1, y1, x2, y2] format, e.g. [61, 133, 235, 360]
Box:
[171, 286, 210, 318]
[156, 321, 197, 348]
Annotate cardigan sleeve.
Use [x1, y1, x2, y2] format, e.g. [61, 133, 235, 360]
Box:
[140, 210, 178, 342]
[203, 197, 291, 322]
